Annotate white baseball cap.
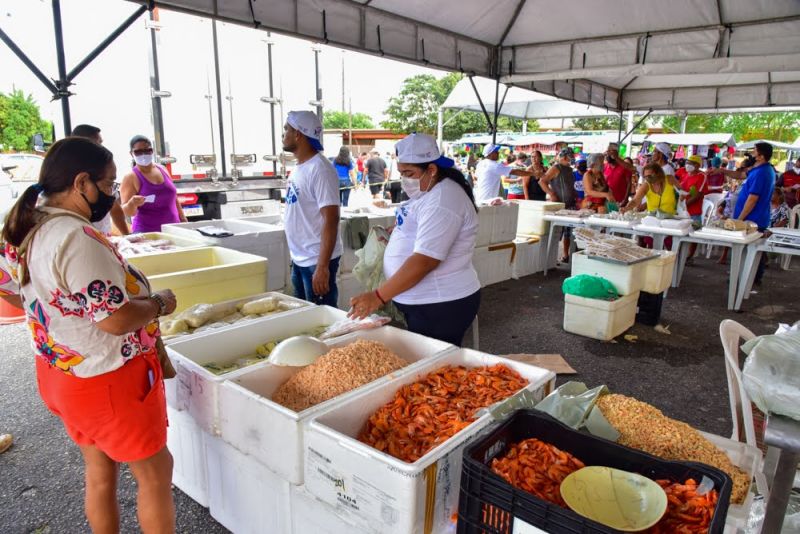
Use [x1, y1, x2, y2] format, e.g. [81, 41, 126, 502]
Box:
[654, 142, 672, 159]
[394, 133, 454, 168]
[286, 110, 323, 151]
[483, 144, 501, 157]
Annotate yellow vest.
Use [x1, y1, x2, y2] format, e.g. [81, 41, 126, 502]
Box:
[646, 180, 677, 214]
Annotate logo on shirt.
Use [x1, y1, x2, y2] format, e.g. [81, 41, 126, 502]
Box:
[286, 182, 299, 205]
[396, 206, 408, 227]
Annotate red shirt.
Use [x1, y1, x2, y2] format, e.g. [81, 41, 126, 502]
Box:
[706, 170, 725, 191]
[680, 172, 708, 216]
[603, 163, 632, 203]
[783, 170, 800, 207]
[357, 158, 365, 172]
[675, 167, 689, 182]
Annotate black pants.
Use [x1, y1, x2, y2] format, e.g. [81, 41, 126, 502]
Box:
[394, 290, 480, 346]
[388, 181, 402, 203]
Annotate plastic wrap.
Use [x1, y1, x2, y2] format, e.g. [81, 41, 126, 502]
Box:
[742, 329, 800, 421]
[317, 315, 391, 340]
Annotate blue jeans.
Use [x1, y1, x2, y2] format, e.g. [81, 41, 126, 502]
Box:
[291, 257, 340, 307]
[339, 181, 351, 207]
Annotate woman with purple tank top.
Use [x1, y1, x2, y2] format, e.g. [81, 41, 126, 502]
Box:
[120, 135, 187, 233]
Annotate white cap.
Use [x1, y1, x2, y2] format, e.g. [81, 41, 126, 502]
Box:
[286, 110, 323, 151]
[654, 142, 672, 159]
[394, 133, 454, 168]
[483, 144, 501, 157]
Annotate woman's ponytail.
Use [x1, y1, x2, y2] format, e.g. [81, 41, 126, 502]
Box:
[2, 184, 45, 248]
[412, 162, 478, 211]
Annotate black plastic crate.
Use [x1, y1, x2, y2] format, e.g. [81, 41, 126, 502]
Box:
[636, 291, 664, 326]
[457, 409, 732, 534]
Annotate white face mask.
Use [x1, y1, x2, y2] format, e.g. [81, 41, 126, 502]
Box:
[401, 177, 423, 200]
[686, 164, 697, 173]
[794, 166, 800, 173]
[133, 153, 154, 167]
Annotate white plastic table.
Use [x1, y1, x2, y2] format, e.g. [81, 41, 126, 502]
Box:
[734, 237, 800, 311]
[543, 215, 585, 276]
[671, 230, 762, 310]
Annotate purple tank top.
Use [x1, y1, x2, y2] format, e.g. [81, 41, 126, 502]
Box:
[131, 165, 181, 233]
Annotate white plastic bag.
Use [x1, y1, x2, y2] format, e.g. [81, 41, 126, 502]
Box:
[742, 329, 800, 421]
[348, 186, 373, 208]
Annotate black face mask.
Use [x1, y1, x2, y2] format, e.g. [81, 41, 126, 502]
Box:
[81, 181, 116, 223]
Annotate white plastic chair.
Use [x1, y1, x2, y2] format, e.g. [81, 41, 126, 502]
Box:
[703, 194, 727, 258]
[719, 319, 770, 497]
[779, 204, 800, 270]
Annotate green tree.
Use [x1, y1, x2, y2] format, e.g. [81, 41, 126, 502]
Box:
[382, 72, 538, 140]
[0, 90, 52, 151]
[655, 113, 800, 142]
[323, 110, 374, 129]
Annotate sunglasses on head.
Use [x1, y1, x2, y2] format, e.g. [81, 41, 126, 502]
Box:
[132, 148, 154, 155]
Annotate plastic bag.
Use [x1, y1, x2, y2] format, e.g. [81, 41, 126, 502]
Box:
[741, 329, 800, 420]
[318, 314, 391, 340]
[533, 382, 620, 441]
[352, 226, 405, 323]
[562, 275, 620, 301]
[348, 187, 373, 209]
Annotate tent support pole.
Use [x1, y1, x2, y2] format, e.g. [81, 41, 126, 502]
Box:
[619, 108, 652, 144]
[492, 77, 500, 144]
[625, 111, 634, 157]
[211, 15, 227, 177]
[437, 108, 444, 151]
[617, 110, 624, 143]
[467, 75, 494, 134]
[147, 9, 168, 158]
[52, 0, 72, 137]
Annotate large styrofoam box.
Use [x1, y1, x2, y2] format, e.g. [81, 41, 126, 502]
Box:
[234, 213, 283, 225]
[162, 219, 287, 290]
[472, 243, 515, 287]
[475, 205, 495, 247]
[127, 247, 268, 313]
[642, 250, 677, 294]
[161, 291, 310, 345]
[219, 198, 282, 221]
[563, 291, 638, 341]
[205, 434, 292, 534]
[491, 202, 520, 245]
[571, 250, 647, 296]
[166, 406, 209, 507]
[115, 232, 206, 257]
[165, 305, 348, 433]
[337, 271, 364, 310]
[511, 237, 543, 279]
[217, 326, 454, 484]
[515, 200, 564, 235]
[304, 349, 556, 534]
[290, 485, 357, 534]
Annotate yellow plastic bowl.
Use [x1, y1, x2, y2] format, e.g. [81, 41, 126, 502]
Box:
[560, 466, 667, 532]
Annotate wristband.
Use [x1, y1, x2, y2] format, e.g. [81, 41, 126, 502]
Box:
[150, 293, 167, 317]
[374, 289, 386, 305]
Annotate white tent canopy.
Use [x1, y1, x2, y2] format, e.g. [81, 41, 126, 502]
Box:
[736, 139, 800, 151]
[645, 133, 737, 147]
[129, 0, 800, 113]
[442, 77, 615, 119]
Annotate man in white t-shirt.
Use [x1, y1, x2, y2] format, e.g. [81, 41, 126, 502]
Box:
[283, 110, 344, 306]
[652, 142, 680, 189]
[474, 144, 538, 204]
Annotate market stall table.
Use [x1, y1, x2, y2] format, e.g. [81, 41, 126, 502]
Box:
[671, 230, 763, 310]
[542, 215, 585, 276]
[735, 231, 800, 311]
[761, 414, 800, 533]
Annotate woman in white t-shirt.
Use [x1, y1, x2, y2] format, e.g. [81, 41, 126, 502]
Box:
[348, 133, 480, 345]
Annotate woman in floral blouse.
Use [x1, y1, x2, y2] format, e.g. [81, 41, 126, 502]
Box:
[0, 138, 177, 533]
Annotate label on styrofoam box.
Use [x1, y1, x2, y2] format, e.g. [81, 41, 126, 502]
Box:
[513, 518, 549, 534]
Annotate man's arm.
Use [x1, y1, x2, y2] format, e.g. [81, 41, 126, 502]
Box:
[736, 194, 759, 221]
[539, 166, 559, 200]
[312, 205, 340, 296]
[109, 201, 130, 235]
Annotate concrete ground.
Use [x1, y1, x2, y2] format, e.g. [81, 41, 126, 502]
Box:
[1, 254, 798, 533]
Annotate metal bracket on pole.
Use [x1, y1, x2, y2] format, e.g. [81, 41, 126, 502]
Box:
[618, 108, 652, 144]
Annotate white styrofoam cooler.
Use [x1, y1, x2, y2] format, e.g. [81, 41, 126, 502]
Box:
[219, 198, 282, 221]
[165, 305, 348, 434]
[515, 200, 565, 236]
[476, 203, 521, 248]
[217, 326, 454, 485]
[290, 485, 356, 534]
[571, 250, 649, 296]
[472, 242, 515, 287]
[642, 250, 677, 294]
[511, 237, 543, 279]
[167, 406, 209, 507]
[304, 349, 556, 534]
[563, 292, 639, 341]
[162, 219, 288, 291]
[204, 434, 292, 534]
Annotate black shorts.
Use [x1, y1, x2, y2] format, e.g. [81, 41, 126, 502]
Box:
[369, 183, 383, 195]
